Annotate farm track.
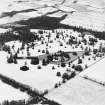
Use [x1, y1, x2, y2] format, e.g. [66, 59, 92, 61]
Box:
[14, 51, 84, 62]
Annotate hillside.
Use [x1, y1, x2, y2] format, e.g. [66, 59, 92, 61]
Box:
[0, 0, 105, 31]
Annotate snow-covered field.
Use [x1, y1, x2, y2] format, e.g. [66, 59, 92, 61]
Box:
[0, 0, 105, 31]
[80, 56, 105, 84]
[61, 12, 105, 32]
[0, 80, 29, 103]
[46, 76, 105, 105]
[0, 51, 65, 92]
[0, 1, 105, 104]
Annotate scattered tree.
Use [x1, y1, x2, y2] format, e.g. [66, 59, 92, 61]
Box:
[56, 72, 61, 77]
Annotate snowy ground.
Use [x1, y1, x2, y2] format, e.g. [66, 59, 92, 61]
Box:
[1, 29, 105, 93]
[45, 76, 105, 105]
[0, 0, 105, 31]
[0, 28, 9, 33]
[0, 50, 82, 92]
[0, 51, 65, 92]
[61, 12, 105, 32]
[0, 29, 81, 93]
[80, 56, 105, 84]
[0, 28, 104, 105]
[0, 79, 29, 103]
